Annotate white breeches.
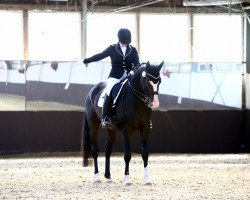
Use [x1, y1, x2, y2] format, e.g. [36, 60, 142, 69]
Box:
[105, 77, 122, 96]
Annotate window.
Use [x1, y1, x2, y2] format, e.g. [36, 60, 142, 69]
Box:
[0, 11, 23, 60]
[28, 12, 81, 61]
[140, 14, 190, 62]
[87, 13, 137, 61]
[193, 14, 242, 62]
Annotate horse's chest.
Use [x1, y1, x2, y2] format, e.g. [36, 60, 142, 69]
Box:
[118, 106, 150, 122]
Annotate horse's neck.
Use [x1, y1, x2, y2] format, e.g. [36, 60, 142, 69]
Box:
[126, 77, 147, 109]
[130, 76, 143, 93]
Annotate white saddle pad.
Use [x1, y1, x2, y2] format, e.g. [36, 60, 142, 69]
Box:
[97, 90, 106, 107]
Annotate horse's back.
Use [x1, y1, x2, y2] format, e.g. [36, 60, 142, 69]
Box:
[86, 82, 105, 102]
[85, 82, 106, 118]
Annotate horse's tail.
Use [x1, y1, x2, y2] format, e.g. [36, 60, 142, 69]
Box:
[81, 112, 92, 167]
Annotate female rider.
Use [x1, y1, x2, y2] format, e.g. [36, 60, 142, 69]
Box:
[83, 28, 140, 128]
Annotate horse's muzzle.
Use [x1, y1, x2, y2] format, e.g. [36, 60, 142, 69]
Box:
[148, 95, 159, 109]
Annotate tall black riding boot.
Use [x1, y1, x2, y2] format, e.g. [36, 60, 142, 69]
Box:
[101, 94, 111, 128]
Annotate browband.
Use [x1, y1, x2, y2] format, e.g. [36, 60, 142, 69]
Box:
[146, 73, 160, 80]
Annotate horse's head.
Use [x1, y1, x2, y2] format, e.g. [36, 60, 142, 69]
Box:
[132, 61, 163, 109]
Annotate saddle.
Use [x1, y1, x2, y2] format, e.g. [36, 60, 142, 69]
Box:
[97, 79, 128, 130]
[97, 79, 128, 108]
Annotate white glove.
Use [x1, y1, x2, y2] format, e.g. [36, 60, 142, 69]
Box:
[129, 70, 134, 76]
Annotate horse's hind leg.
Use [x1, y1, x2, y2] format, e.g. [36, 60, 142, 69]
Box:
[104, 129, 116, 180]
[122, 127, 132, 185]
[90, 118, 101, 182]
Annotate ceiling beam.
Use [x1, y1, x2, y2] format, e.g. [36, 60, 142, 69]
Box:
[0, 3, 245, 14]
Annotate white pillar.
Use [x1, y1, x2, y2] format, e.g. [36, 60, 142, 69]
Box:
[23, 10, 29, 60]
[136, 12, 140, 55]
[244, 16, 250, 109]
[81, 0, 87, 58]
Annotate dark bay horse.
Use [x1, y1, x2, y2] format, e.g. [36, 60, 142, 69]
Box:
[81, 61, 163, 185]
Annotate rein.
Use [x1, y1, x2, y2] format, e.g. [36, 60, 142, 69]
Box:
[127, 80, 148, 103]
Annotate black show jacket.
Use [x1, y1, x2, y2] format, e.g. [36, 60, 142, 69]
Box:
[84, 43, 140, 79]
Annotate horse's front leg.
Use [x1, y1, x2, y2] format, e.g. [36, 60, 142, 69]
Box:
[122, 128, 132, 185]
[104, 129, 116, 180]
[140, 127, 152, 185]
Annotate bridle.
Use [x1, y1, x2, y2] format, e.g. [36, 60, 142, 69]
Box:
[127, 69, 161, 106]
[145, 73, 161, 96]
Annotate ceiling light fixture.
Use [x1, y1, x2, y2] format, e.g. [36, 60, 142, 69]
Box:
[183, 0, 242, 6]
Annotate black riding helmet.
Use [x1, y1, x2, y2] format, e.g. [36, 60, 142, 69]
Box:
[118, 28, 131, 45]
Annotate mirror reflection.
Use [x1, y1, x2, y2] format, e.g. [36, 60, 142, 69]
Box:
[0, 61, 26, 110]
[0, 60, 242, 111]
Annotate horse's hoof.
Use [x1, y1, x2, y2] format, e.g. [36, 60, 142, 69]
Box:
[124, 175, 132, 186]
[105, 178, 113, 183]
[94, 179, 101, 183]
[94, 178, 101, 183]
[144, 167, 151, 185]
[125, 182, 132, 186]
[93, 173, 101, 183]
[144, 181, 152, 186]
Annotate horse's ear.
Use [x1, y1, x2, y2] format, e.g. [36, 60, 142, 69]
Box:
[158, 61, 164, 70]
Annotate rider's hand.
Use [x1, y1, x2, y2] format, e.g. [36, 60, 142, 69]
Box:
[129, 70, 134, 76]
[83, 59, 89, 68]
